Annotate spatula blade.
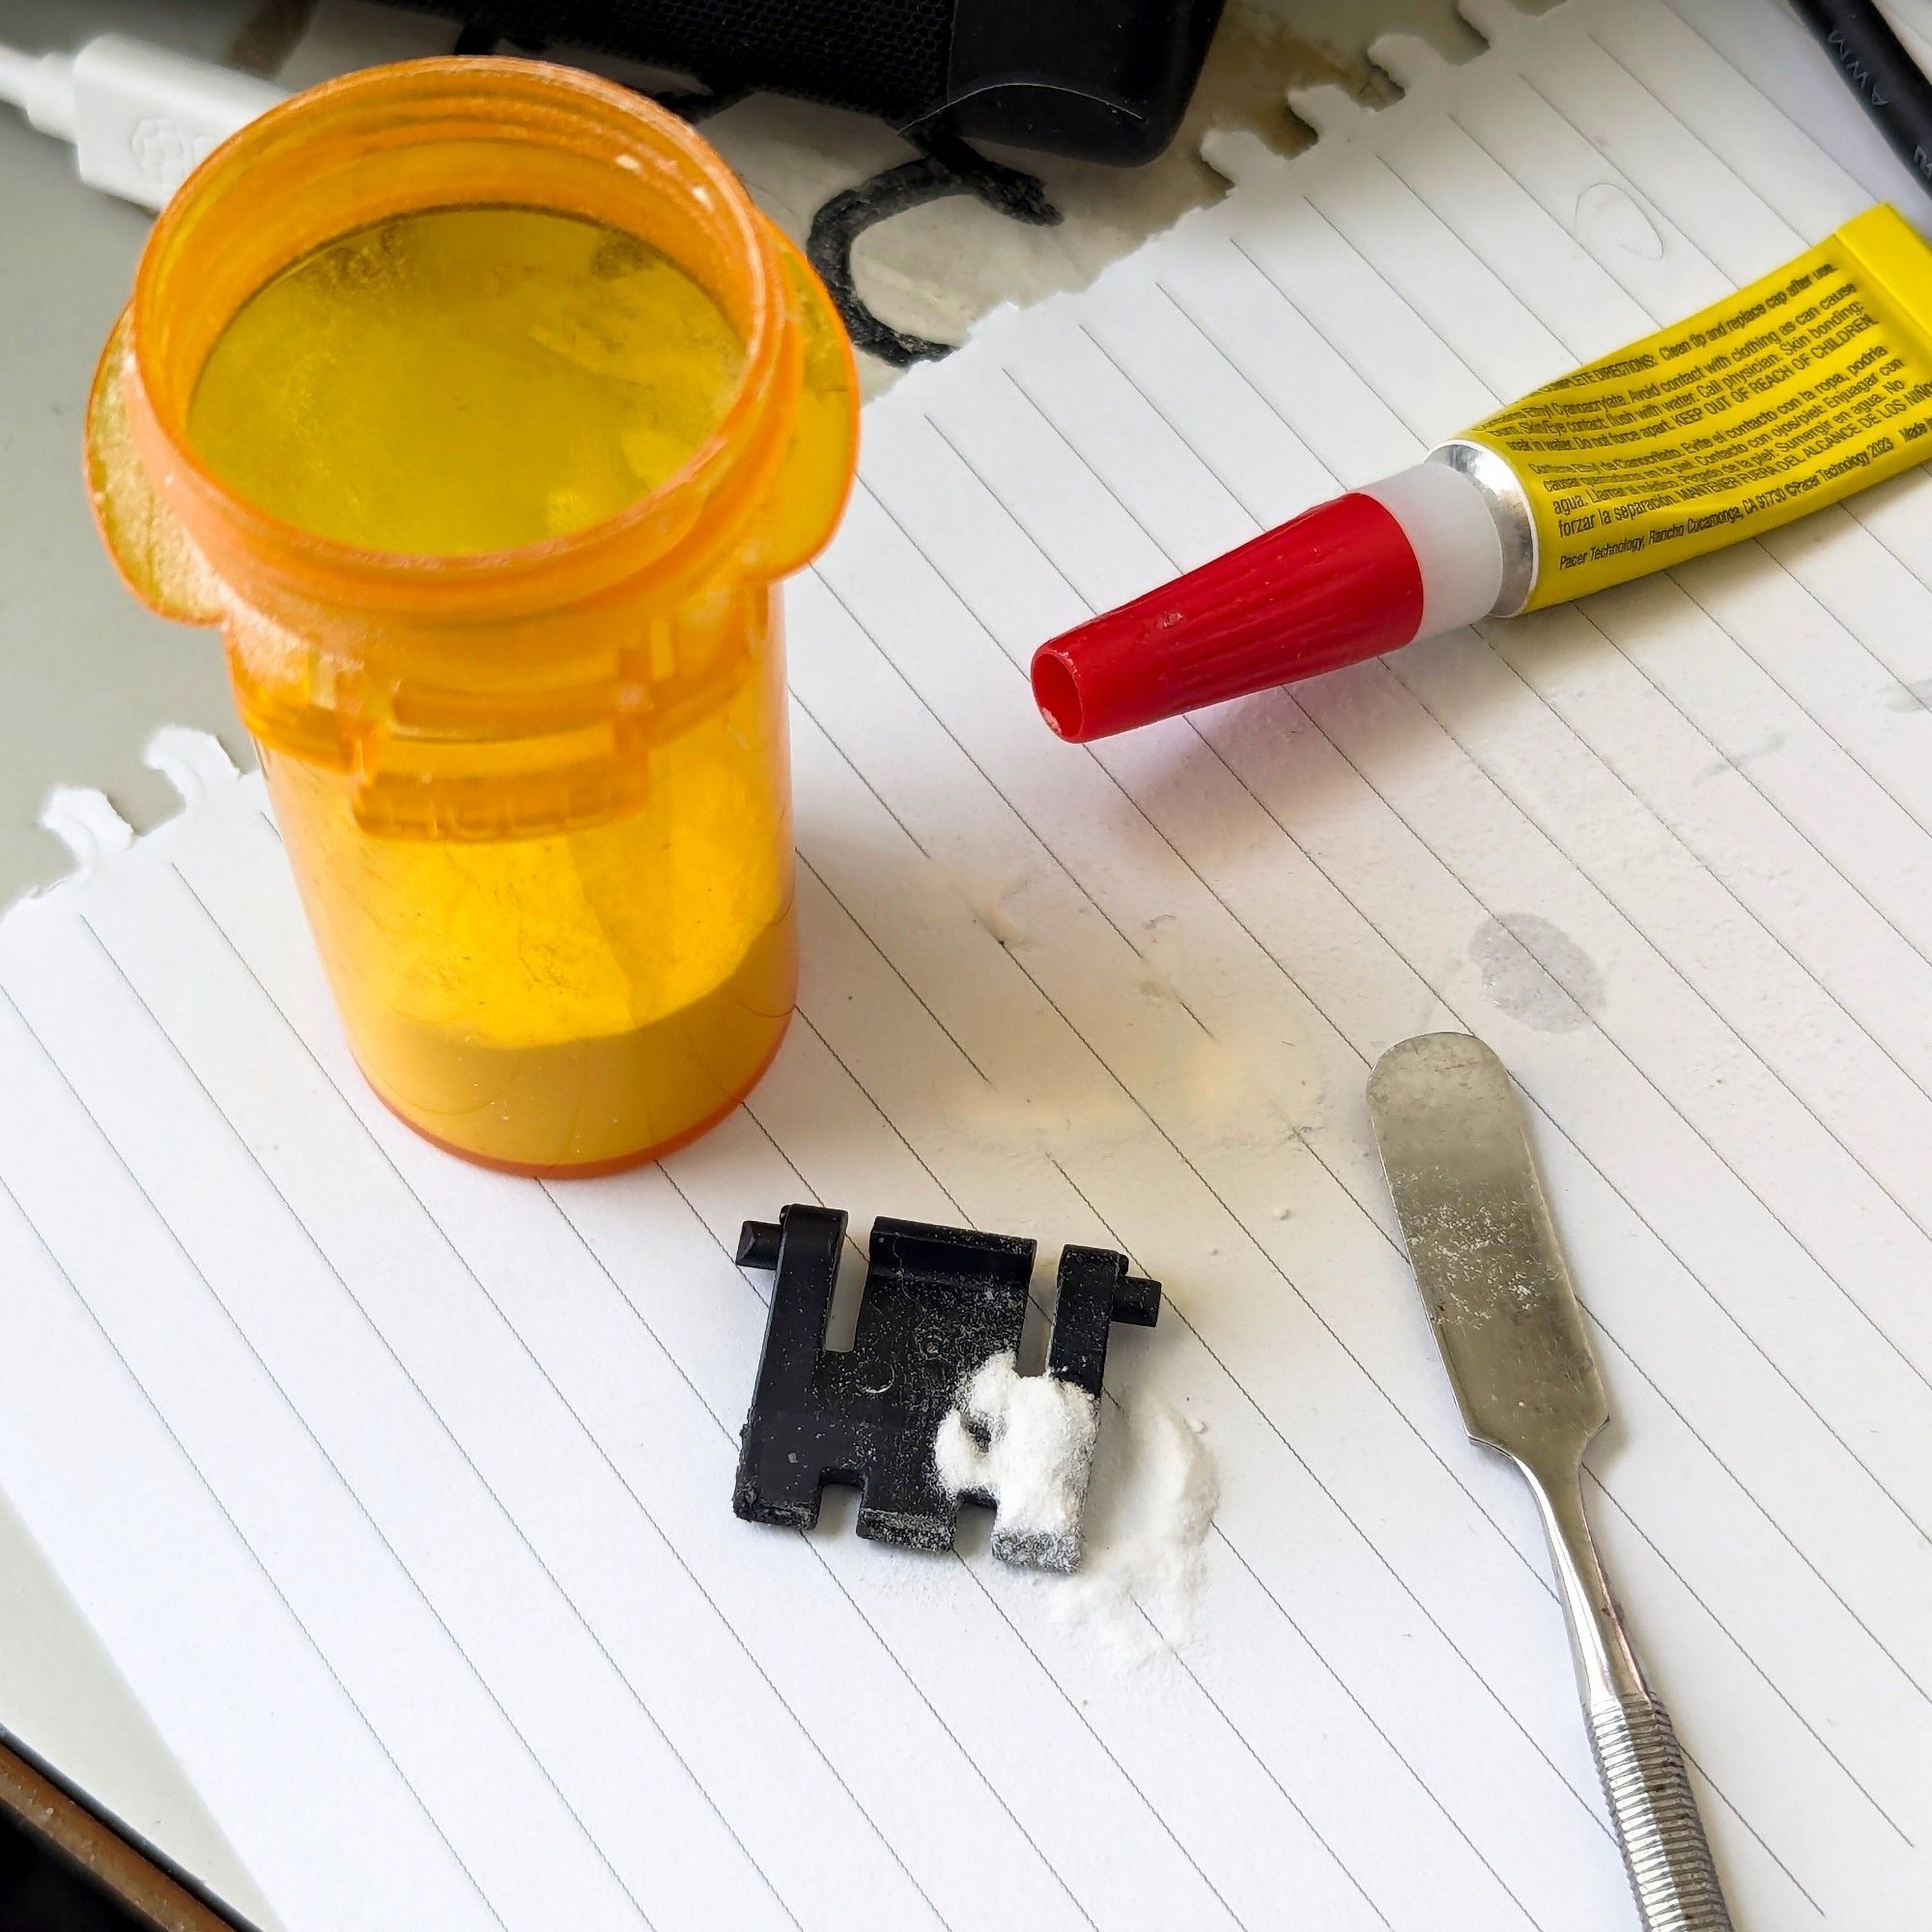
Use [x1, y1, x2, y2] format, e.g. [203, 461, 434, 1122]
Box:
[1366, 1033, 1606, 1466]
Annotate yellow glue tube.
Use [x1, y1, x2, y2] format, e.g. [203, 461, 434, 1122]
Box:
[1447, 200, 1932, 611]
[1033, 204, 1932, 743]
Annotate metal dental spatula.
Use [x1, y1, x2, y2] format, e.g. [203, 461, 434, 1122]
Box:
[1367, 1032, 1735, 1932]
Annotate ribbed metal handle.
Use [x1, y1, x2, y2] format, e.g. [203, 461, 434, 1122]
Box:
[1588, 1694, 1735, 1931]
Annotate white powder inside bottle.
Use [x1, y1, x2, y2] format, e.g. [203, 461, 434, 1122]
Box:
[935, 1351, 1219, 1668]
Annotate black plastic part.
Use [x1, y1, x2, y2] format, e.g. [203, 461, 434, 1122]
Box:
[1044, 1243, 1161, 1392]
[733, 1207, 1159, 1550]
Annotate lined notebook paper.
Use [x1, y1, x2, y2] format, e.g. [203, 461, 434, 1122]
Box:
[4, 2, 1930, 1927]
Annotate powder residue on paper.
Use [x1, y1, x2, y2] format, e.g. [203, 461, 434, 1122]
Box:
[1056, 1392, 1218, 1669]
[935, 1351, 1219, 1667]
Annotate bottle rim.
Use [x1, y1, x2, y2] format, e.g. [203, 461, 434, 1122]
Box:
[120, 57, 795, 622]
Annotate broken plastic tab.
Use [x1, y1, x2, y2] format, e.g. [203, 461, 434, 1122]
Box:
[732, 1206, 1159, 1564]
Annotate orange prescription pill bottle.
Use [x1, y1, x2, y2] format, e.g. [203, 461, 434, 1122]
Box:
[85, 59, 858, 1176]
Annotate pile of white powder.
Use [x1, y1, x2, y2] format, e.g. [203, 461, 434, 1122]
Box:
[935, 1351, 1219, 1668]
[935, 1352, 1100, 1571]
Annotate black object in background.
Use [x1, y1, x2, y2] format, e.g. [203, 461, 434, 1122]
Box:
[805, 128, 1061, 367]
[406, 0, 1227, 161]
[0, 1806, 150, 1930]
[1790, 0, 1932, 193]
[0, 1727, 258, 1932]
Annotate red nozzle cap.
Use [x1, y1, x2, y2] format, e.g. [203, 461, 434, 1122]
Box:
[1030, 492, 1425, 742]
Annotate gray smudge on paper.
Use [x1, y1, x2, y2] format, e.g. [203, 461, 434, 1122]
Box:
[1703, 730, 1783, 777]
[937, 864, 1032, 950]
[1469, 914, 1603, 1034]
[1573, 181, 1664, 262]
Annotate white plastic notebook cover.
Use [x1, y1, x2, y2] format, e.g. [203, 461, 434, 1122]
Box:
[3, 2, 1930, 1927]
